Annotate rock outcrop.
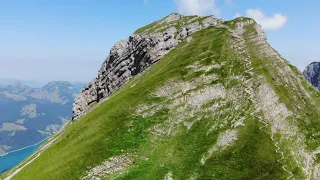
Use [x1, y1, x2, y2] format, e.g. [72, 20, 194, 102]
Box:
[303, 62, 320, 89]
[72, 14, 222, 120]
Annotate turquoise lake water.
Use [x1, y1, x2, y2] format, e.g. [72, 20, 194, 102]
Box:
[0, 141, 45, 174]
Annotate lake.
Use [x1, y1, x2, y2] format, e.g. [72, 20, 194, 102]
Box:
[0, 140, 45, 174]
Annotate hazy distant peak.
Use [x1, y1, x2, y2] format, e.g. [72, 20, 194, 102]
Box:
[43, 81, 72, 88]
[10, 82, 30, 88]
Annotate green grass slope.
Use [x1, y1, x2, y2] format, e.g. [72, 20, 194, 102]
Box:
[3, 15, 320, 180]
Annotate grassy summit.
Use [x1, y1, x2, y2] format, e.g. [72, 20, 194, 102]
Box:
[3, 14, 320, 180]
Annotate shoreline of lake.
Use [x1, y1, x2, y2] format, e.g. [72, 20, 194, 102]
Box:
[0, 138, 47, 174]
[0, 138, 48, 157]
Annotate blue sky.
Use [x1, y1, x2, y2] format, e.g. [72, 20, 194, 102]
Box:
[0, 0, 319, 83]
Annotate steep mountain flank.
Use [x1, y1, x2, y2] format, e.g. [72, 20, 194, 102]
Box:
[0, 81, 79, 155]
[4, 14, 320, 180]
[72, 14, 222, 120]
[304, 62, 320, 89]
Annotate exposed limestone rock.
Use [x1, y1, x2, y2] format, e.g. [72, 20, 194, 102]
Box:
[172, 85, 226, 107]
[232, 18, 256, 36]
[164, 172, 174, 180]
[159, 13, 182, 24]
[313, 164, 320, 180]
[73, 14, 223, 120]
[201, 129, 238, 164]
[186, 36, 193, 42]
[187, 61, 220, 73]
[202, 16, 222, 28]
[72, 29, 179, 119]
[186, 16, 199, 24]
[82, 154, 133, 180]
[257, 83, 292, 133]
[139, 74, 226, 136]
[256, 78, 316, 179]
[178, 21, 208, 38]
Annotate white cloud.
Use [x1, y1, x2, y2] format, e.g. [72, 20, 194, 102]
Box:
[245, 9, 288, 30]
[175, 0, 219, 16]
[233, 12, 241, 18]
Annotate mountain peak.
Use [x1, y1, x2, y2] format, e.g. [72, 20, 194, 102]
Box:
[45, 81, 71, 86]
[10, 82, 29, 88]
[0, 82, 31, 94]
[134, 13, 223, 35]
[43, 81, 72, 89]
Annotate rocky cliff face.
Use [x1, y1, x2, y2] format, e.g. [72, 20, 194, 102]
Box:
[303, 62, 320, 89]
[72, 14, 223, 120]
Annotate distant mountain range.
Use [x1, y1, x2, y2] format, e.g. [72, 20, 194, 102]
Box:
[0, 81, 84, 155]
[0, 78, 44, 88]
[0, 78, 86, 91]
